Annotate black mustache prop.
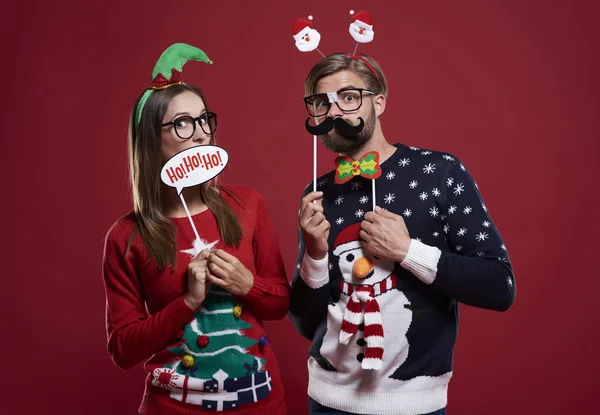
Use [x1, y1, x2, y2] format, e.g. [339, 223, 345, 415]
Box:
[305, 117, 365, 138]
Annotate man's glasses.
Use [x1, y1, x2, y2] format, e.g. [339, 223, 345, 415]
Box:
[161, 112, 218, 139]
[304, 88, 376, 117]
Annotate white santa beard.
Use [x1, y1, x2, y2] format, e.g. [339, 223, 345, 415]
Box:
[295, 30, 321, 52]
[349, 24, 375, 43]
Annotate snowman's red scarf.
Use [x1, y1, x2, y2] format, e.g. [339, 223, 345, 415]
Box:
[339, 275, 397, 370]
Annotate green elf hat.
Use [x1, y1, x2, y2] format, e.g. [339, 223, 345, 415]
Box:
[135, 43, 213, 126]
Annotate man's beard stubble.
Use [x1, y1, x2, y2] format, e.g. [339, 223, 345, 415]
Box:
[320, 106, 376, 154]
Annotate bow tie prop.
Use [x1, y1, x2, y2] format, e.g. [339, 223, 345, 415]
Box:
[335, 151, 381, 210]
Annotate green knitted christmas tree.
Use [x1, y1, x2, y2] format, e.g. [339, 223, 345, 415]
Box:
[167, 287, 265, 379]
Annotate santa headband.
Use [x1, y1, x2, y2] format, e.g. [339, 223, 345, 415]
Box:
[291, 10, 378, 79]
[135, 43, 213, 126]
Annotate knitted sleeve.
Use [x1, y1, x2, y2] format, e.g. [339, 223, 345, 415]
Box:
[401, 159, 516, 311]
[240, 191, 291, 321]
[102, 222, 196, 370]
[288, 186, 331, 340]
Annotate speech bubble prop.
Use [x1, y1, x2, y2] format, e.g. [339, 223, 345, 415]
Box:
[161, 145, 229, 195]
[160, 145, 229, 257]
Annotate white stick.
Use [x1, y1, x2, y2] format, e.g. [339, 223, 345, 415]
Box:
[316, 48, 326, 58]
[179, 192, 201, 242]
[353, 43, 359, 55]
[313, 135, 318, 193]
[372, 179, 376, 211]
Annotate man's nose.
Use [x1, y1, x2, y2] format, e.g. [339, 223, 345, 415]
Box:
[326, 102, 343, 118]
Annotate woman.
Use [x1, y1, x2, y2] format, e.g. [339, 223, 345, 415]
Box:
[102, 44, 290, 415]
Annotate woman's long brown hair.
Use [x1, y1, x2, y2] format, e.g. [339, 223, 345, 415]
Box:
[127, 84, 243, 269]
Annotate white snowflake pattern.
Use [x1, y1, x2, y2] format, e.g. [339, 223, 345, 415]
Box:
[460, 163, 466, 171]
[335, 217, 344, 225]
[415, 237, 422, 242]
[399, 158, 411, 167]
[457, 228, 467, 236]
[409, 146, 420, 151]
[453, 184, 465, 195]
[384, 193, 396, 204]
[446, 177, 454, 187]
[507, 277, 513, 287]
[477, 251, 485, 257]
[386, 171, 396, 180]
[455, 245, 463, 252]
[448, 205, 457, 214]
[501, 244, 507, 251]
[463, 206, 472, 214]
[476, 232, 489, 242]
[421, 151, 432, 155]
[355, 209, 365, 218]
[433, 231, 440, 238]
[409, 180, 418, 189]
[335, 195, 344, 205]
[482, 203, 488, 212]
[317, 178, 327, 188]
[350, 181, 362, 190]
[482, 221, 491, 228]
[359, 196, 369, 204]
[475, 182, 479, 189]
[443, 155, 455, 161]
[440, 214, 447, 221]
[328, 263, 334, 270]
[443, 224, 450, 234]
[423, 163, 436, 174]
[296, 263, 301, 269]
[403, 209, 412, 217]
[429, 207, 440, 217]
[419, 192, 428, 201]
[432, 188, 441, 197]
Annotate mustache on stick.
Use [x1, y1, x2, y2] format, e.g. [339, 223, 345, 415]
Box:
[305, 117, 365, 138]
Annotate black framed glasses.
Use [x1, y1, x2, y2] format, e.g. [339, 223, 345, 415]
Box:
[161, 112, 218, 139]
[303, 88, 376, 117]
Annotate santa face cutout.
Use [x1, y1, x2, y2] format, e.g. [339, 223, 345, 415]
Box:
[294, 26, 321, 52]
[334, 242, 394, 286]
[349, 19, 374, 43]
[348, 10, 375, 44]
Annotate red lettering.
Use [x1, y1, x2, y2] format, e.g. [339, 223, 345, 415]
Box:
[202, 153, 214, 170]
[191, 155, 200, 168]
[166, 167, 178, 183]
[175, 167, 185, 179]
[211, 154, 219, 167]
[216, 150, 223, 165]
[183, 156, 194, 172]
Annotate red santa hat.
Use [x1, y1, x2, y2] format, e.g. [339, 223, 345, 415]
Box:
[349, 10, 373, 28]
[292, 15, 313, 38]
[333, 223, 364, 256]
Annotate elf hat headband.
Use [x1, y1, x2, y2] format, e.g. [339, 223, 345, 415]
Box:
[135, 43, 213, 126]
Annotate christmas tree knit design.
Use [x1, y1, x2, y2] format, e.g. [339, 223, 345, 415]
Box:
[152, 287, 272, 410]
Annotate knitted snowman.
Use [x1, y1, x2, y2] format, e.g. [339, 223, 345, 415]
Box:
[319, 223, 413, 388]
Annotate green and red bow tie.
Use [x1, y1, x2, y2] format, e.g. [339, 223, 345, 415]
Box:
[334, 151, 382, 184]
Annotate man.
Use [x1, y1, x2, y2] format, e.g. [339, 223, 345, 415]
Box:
[288, 53, 515, 415]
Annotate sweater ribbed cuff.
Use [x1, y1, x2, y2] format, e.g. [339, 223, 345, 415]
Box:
[400, 239, 441, 284]
[300, 251, 329, 289]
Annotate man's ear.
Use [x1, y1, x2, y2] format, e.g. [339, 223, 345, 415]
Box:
[374, 94, 386, 117]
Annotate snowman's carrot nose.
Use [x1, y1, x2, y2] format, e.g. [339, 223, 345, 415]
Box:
[353, 257, 373, 279]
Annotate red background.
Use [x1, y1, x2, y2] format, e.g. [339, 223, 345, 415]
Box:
[3, 0, 599, 413]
